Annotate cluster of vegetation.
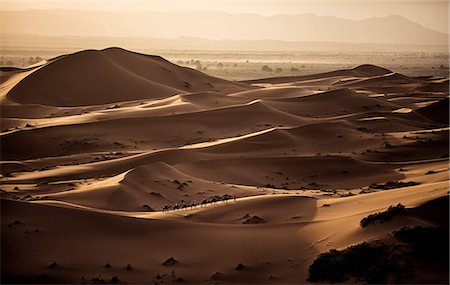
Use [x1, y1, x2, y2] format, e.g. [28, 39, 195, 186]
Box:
[262, 183, 289, 190]
[162, 194, 234, 211]
[0, 56, 43, 67]
[308, 242, 407, 283]
[177, 59, 200, 65]
[261, 65, 273, 72]
[360, 204, 406, 228]
[154, 269, 185, 283]
[261, 65, 283, 72]
[27, 56, 43, 65]
[0, 60, 14, 66]
[394, 226, 449, 262]
[90, 275, 120, 283]
[308, 226, 449, 283]
[369, 181, 419, 190]
[177, 59, 207, 71]
[174, 60, 307, 75]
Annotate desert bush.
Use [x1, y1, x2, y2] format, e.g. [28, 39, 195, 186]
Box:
[394, 226, 449, 262]
[308, 242, 405, 283]
[309, 226, 449, 283]
[162, 257, 178, 266]
[360, 204, 406, 228]
[261, 65, 272, 72]
[308, 239, 410, 284]
[369, 181, 419, 190]
[124, 264, 133, 271]
[235, 263, 245, 270]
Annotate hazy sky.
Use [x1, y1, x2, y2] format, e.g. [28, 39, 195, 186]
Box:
[1, 0, 448, 33]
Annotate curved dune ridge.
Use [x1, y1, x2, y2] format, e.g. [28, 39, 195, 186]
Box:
[1, 48, 449, 284]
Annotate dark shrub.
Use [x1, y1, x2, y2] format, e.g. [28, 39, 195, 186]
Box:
[235, 263, 245, 270]
[309, 226, 449, 284]
[394, 226, 449, 262]
[162, 257, 178, 266]
[308, 242, 405, 283]
[370, 181, 419, 190]
[360, 204, 406, 228]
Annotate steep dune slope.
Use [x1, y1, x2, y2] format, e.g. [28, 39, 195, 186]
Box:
[415, 98, 449, 125]
[6, 48, 251, 106]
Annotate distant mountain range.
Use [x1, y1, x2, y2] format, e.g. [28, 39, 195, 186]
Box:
[1, 10, 448, 45]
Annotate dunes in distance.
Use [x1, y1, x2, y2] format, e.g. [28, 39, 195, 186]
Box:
[1, 48, 449, 284]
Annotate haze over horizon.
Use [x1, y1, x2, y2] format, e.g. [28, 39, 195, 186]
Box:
[1, 10, 448, 46]
[1, 0, 448, 34]
[0, 0, 449, 46]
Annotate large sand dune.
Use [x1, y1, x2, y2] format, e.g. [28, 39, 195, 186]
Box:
[5, 47, 250, 106]
[1, 48, 448, 284]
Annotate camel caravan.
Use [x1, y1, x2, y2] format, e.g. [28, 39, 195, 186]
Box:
[162, 194, 235, 211]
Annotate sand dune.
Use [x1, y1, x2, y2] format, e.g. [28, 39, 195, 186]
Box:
[242, 64, 392, 85]
[1, 49, 448, 284]
[343, 72, 423, 87]
[1, 100, 303, 160]
[5, 48, 250, 106]
[175, 156, 404, 190]
[416, 98, 449, 125]
[261, 88, 398, 117]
